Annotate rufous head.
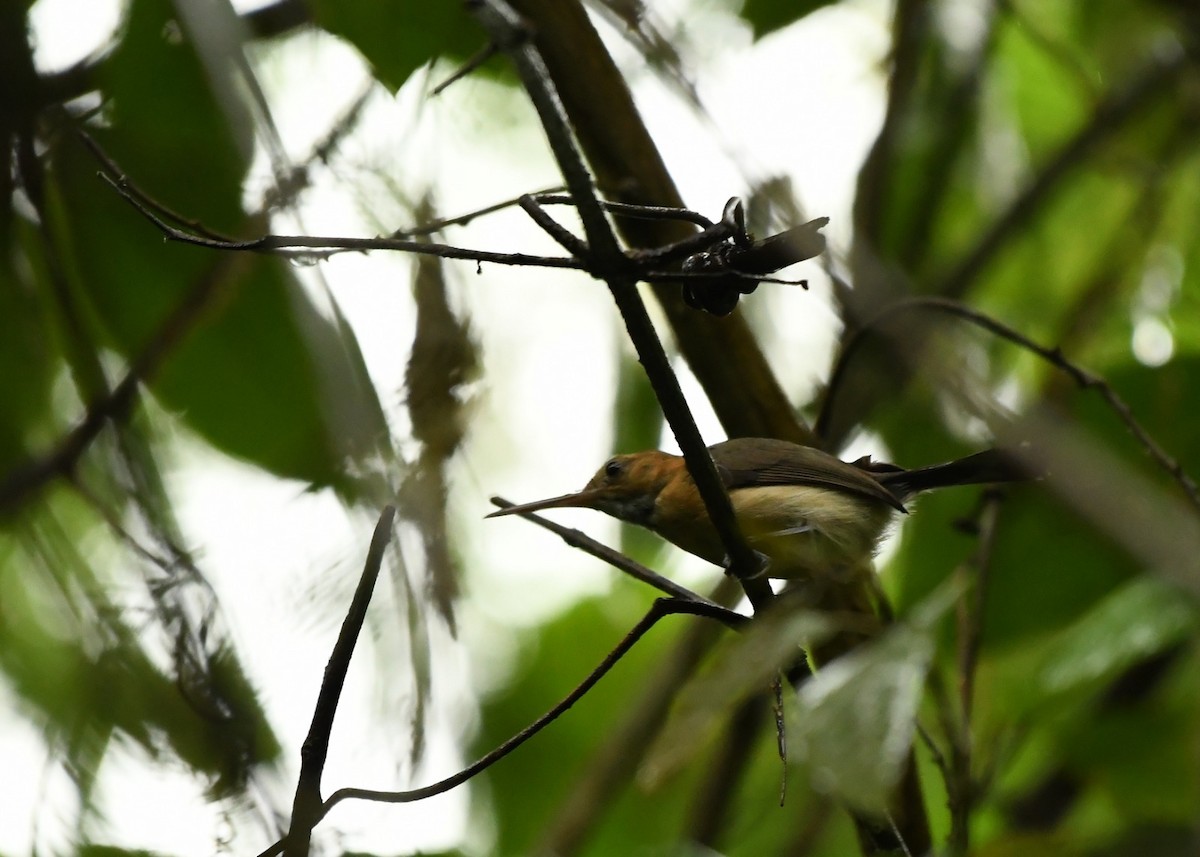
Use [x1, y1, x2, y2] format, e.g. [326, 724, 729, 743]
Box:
[487, 450, 682, 526]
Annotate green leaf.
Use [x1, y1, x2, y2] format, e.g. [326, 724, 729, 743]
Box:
[739, 0, 836, 39]
[1035, 578, 1196, 700]
[45, 0, 386, 488]
[641, 607, 833, 785]
[0, 220, 61, 474]
[994, 7, 1092, 161]
[790, 586, 955, 813]
[308, 0, 483, 93]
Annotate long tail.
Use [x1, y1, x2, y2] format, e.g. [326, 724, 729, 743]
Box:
[880, 449, 1025, 500]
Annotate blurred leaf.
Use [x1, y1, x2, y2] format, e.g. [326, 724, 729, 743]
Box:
[102, 0, 249, 224]
[308, 0, 484, 93]
[1034, 578, 1196, 701]
[739, 0, 836, 39]
[406, 244, 478, 462]
[995, 5, 1093, 160]
[0, 220, 60, 474]
[402, 208, 479, 631]
[0, 500, 278, 800]
[44, 0, 386, 489]
[641, 607, 832, 786]
[790, 586, 956, 814]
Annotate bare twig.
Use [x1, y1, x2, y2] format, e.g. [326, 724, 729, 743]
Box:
[318, 600, 740, 808]
[819, 295, 1200, 512]
[431, 40, 502, 96]
[488, 496, 728, 609]
[387, 184, 566, 237]
[101, 155, 800, 292]
[468, 0, 772, 605]
[283, 506, 395, 857]
[100, 168, 588, 268]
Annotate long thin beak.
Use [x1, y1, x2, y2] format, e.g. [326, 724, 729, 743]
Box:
[486, 490, 601, 518]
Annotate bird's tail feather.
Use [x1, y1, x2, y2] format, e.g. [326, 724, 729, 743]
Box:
[881, 448, 1025, 500]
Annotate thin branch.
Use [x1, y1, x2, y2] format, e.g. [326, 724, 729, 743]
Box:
[469, 0, 773, 605]
[488, 496, 729, 609]
[260, 82, 376, 212]
[431, 40, 502, 96]
[316, 599, 741, 812]
[387, 184, 566, 237]
[99, 148, 795, 293]
[257, 596, 748, 857]
[535, 194, 716, 228]
[819, 295, 1200, 512]
[283, 506, 395, 857]
[100, 169, 587, 268]
[518, 193, 593, 258]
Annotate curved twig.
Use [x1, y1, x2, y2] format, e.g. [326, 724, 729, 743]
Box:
[266, 599, 743, 854]
[283, 507, 395, 857]
[819, 296, 1200, 512]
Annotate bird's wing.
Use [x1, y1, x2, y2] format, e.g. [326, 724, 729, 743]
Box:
[709, 438, 907, 512]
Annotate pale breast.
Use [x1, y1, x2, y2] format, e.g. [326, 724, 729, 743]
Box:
[730, 485, 895, 580]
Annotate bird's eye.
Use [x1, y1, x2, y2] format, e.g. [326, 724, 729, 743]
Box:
[604, 458, 624, 480]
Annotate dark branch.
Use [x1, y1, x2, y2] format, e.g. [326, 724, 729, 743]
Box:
[284, 507, 395, 857]
[316, 598, 742, 814]
[488, 496, 732, 609]
[469, 0, 774, 606]
[820, 296, 1200, 512]
[100, 170, 587, 269]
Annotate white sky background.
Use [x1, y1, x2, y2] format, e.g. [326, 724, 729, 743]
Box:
[11, 0, 891, 854]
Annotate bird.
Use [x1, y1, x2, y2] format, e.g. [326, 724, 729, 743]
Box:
[488, 437, 1017, 854]
[488, 437, 1020, 589]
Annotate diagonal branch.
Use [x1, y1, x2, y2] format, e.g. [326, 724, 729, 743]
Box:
[283, 506, 395, 857]
[489, 496, 725, 607]
[819, 295, 1200, 512]
[469, 0, 772, 603]
[251, 597, 747, 857]
[506, 0, 812, 445]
